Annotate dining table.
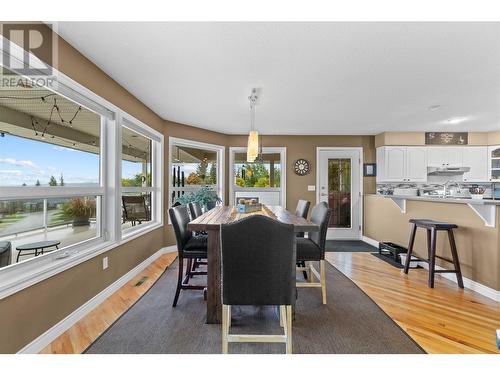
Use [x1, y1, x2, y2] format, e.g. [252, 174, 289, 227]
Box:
[188, 205, 319, 324]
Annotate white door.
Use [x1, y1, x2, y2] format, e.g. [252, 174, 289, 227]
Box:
[385, 147, 406, 181]
[318, 149, 361, 240]
[406, 147, 428, 182]
[462, 147, 488, 182]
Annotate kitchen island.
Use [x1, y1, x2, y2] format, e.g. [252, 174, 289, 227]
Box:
[363, 194, 500, 295]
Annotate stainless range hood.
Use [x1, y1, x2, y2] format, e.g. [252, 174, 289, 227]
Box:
[427, 166, 470, 176]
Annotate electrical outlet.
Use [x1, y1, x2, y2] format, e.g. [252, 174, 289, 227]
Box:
[307, 185, 316, 191]
[102, 257, 108, 270]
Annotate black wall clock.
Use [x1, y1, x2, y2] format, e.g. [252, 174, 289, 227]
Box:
[293, 159, 311, 176]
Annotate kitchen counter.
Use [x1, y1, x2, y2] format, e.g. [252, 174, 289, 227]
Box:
[363, 194, 500, 293]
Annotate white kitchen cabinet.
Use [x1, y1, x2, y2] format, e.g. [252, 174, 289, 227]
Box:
[488, 145, 500, 182]
[376, 146, 427, 182]
[427, 147, 463, 168]
[462, 147, 488, 182]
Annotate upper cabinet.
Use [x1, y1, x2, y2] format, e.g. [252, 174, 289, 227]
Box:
[462, 147, 488, 182]
[377, 146, 427, 183]
[427, 147, 463, 168]
[489, 145, 500, 182]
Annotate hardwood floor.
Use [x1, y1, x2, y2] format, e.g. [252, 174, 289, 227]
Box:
[39, 252, 177, 354]
[40, 250, 500, 354]
[326, 252, 500, 354]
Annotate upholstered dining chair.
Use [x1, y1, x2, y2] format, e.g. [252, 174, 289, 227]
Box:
[296, 202, 332, 304]
[168, 205, 208, 307]
[188, 201, 203, 219]
[295, 199, 311, 279]
[220, 215, 296, 354]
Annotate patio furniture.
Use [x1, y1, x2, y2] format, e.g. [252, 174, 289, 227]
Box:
[188, 205, 318, 324]
[122, 196, 150, 226]
[404, 219, 464, 289]
[15, 240, 60, 263]
[296, 202, 332, 304]
[220, 215, 295, 354]
[0, 241, 12, 268]
[169, 205, 208, 307]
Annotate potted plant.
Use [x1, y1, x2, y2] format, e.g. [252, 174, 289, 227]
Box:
[175, 186, 222, 210]
[63, 198, 96, 227]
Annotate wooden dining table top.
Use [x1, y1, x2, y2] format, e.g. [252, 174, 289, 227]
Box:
[187, 205, 319, 232]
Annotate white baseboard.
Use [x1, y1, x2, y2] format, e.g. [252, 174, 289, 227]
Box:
[18, 245, 177, 354]
[361, 236, 500, 302]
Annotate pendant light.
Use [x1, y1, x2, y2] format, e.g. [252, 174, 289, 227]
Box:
[247, 88, 259, 162]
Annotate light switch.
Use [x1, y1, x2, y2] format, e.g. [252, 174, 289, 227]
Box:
[307, 185, 316, 191]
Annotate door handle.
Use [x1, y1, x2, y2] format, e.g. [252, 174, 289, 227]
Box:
[320, 193, 328, 197]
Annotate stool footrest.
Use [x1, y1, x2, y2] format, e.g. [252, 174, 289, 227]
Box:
[434, 270, 460, 274]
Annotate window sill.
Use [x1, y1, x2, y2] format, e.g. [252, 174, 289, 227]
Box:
[0, 222, 164, 300]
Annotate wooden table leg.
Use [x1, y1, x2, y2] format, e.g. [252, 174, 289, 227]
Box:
[206, 229, 222, 324]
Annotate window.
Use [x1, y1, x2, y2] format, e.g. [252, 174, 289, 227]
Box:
[169, 138, 224, 209]
[229, 147, 286, 206]
[0, 40, 163, 298]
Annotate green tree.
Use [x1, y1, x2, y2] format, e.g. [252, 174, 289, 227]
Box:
[196, 158, 208, 181]
[59, 174, 65, 186]
[35, 179, 41, 186]
[121, 173, 144, 187]
[49, 175, 58, 186]
[254, 177, 270, 187]
[208, 162, 217, 184]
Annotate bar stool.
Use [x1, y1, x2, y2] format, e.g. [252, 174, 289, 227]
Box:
[404, 219, 464, 289]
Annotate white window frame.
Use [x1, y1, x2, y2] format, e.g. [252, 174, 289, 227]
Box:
[229, 147, 287, 207]
[0, 35, 164, 299]
[168, 137, 225, 210]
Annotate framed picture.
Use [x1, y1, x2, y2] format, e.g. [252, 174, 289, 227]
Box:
[425, 132, 468, 145]
[363, 163, 376, 177]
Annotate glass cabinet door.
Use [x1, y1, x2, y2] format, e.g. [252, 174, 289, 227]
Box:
[490, 146, 500, 181]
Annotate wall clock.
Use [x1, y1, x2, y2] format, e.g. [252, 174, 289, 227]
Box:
[293, 159, 311, 176]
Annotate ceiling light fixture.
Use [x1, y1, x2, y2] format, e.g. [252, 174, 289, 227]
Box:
[246, 88, 259, 163]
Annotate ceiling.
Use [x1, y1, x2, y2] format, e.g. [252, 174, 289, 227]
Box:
[57, 22, 500, 135]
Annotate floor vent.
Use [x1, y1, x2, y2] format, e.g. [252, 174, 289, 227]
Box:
[134, 276, 148, 287]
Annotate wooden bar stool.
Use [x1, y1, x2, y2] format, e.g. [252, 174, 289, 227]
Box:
[404, 219, 464, 289]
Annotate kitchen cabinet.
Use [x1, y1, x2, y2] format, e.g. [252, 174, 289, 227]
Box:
[489, 145, 500, 182]
[377, 146, 427, 183]
[462, 147, 488, 182]
[427, 147, 463, 168]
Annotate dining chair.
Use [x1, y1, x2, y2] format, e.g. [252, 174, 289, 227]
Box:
[295, 199, 311, 279]
[220, 215, 295, 354]
[168, 205, 208, 307]
[296, 201, 332, 304]
[188, 201, 203, 219]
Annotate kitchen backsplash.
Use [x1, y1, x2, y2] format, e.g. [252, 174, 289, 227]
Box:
[377, 179, 498, 198]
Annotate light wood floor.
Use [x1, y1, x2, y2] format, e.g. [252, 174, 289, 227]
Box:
[40, 251, 500, 354]
[326, 252, 500, 354]
[39, 252, 177, 354]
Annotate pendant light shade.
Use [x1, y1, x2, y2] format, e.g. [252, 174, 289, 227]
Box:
[246, 88, 260, 163]
[247, 130, 259, 162]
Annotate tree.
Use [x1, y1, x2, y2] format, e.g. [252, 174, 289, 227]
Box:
[49, 175, 58, 186]
[35, 179, 41, 186]
[22, 183, 27, 187]
[208, 162, 217, 184]
[196, 158, 208, 181]
[59, 174, 65, 186]
[186, 172, 203, 185]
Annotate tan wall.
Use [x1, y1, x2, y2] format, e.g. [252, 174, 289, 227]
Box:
[364, 195, 500, 290]
[227, 135, 376, 212]
[0, 25, 170, 353]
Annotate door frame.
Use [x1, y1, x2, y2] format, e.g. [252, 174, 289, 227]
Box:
[316, 147, 364, 239]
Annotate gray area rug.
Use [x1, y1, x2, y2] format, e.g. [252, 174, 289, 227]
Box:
[85, 260, 424, 354]
[326, 240, 377, 252]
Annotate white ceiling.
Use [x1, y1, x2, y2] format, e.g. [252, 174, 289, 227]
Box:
[57, 22, 500, 135]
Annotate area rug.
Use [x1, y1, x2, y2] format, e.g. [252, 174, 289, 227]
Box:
[325, 240, 377, 252]
[85, 260, 424, 354]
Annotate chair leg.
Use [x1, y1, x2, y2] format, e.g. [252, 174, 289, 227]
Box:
[222, 304, 229, 354]
[285, 305, 293, 354]
[428, 228, 437, 288]
[447, 229, 464, 288]
[320, 260, 327, 304]
[404, 223, 417, 274]
[279, 305, 285, 328]
[426, 229, 431, 261]
[299, 261, 308, 279]
[308, 262, 314, 283]
[172, 257, 184, 307]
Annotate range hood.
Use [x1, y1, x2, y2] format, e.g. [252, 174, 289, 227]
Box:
[427, 166, 470, 176]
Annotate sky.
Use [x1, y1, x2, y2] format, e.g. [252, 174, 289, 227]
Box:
[0, 134, 142, 186]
